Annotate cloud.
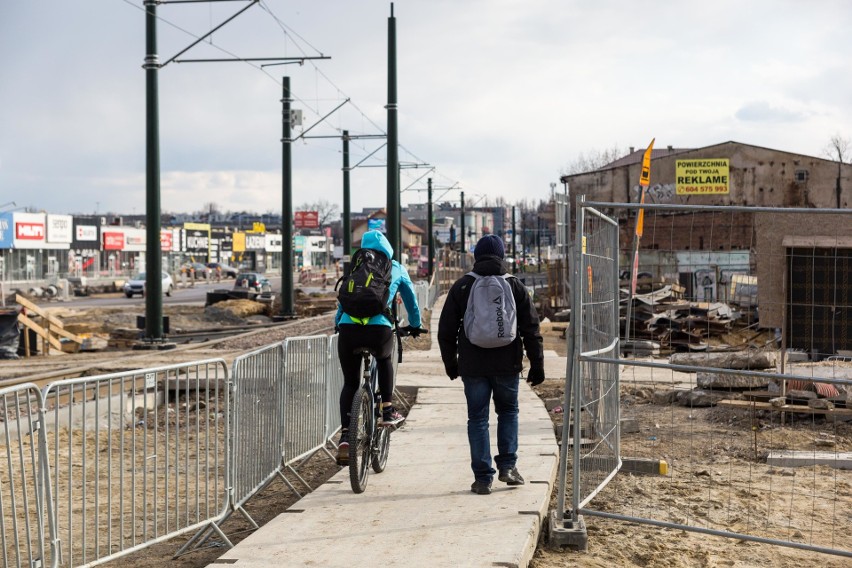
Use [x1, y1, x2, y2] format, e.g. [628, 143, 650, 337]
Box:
[734, 101, 807, 123]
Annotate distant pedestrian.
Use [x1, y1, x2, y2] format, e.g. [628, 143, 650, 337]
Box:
[215, 265, 222, 283]
[189, 267, 196, 287]
[438, 234, 544, 495]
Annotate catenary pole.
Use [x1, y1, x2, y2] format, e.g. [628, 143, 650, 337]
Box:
[280, 77, 295, 316]
[386, 3, 400, 261]
[143, 0, 165, 343]
[427, 177, 434, 276]
[342, 130, 352, 274]
[511, 206, 517, 273]
[460, 191, 466, 259]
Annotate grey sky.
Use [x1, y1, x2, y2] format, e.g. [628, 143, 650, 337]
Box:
[1, 0, 850, 217]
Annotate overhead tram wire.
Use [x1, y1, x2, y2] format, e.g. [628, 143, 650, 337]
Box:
[120, 0, 468, 202]
[258, 0, 471, 193]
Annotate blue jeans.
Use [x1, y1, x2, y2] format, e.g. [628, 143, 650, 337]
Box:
[461, 374, 519, 483]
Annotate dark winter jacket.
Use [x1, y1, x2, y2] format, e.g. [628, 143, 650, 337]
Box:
[437, 254, 544, 377]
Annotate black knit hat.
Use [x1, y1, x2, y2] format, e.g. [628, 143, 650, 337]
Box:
[474, 234, 505, 260]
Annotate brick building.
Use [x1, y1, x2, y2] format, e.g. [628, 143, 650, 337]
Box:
[561, 141, 852, 356]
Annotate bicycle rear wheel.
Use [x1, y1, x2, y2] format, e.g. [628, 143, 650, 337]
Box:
[371, 426, 391, 473]
[348, 387, 372, 493]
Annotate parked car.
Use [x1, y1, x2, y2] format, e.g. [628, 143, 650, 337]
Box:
[123, 272, 174, 298]
[234, 272, 271, 293]
[206, 262, 239, 279]
[181, 262, 210, 279]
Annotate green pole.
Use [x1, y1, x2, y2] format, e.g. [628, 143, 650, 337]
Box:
[342, 130, 351, 273]
[144, 0, 164, 341]
[511, 206, 517, 273]
[460, 190, 466, 256]
[280, 77, 294, 316]
[427, 177, 434, 276]
[386, 3, 399, 261]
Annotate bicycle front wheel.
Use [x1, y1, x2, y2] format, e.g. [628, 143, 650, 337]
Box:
[348, 387, 372, 493]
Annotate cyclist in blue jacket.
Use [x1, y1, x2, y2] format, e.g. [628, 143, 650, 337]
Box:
[334, 230, 424, 465]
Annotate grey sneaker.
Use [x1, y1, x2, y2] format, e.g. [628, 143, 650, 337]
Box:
[470, 480, 492, 495]
[498, 467, 525, 486]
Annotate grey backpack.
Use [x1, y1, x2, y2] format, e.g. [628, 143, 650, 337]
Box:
[463, 272, 517, 348]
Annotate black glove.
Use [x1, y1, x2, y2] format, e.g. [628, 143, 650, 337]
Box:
[402, 325, 428, 338]
[526, 367, 545, 386]
[445, 362, 459, 380]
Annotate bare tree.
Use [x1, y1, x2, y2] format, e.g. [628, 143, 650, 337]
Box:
[824, 134, 850, 163]
[297, 199, 341, 226]
[823, 134, 850, 208]
[561, 144, 625, 176]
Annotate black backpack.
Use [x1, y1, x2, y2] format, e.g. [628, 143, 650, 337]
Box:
[336, 248, 393, 321]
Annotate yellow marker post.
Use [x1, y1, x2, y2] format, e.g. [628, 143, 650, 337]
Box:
[626, 139, 655, 344]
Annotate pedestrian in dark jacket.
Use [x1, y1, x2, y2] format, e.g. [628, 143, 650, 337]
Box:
[437, 234, 544, 495]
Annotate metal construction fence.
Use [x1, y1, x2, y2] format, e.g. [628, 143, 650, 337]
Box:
[553, 201, 852, 559]
[2, 333, 353, 568]
[566, 202, 621, 513]
[1, 383, 58, 568]
[41, 360, 230, 567]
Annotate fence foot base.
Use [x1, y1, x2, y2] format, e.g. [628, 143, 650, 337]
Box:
[547, 510, 587, 551]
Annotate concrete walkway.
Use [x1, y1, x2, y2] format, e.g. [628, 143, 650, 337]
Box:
[209, 297, 565, 568]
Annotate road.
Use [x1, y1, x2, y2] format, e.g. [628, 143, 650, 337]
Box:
[67, 276, 284, 308]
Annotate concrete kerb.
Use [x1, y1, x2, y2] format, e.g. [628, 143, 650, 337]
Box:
[210, 298, 561, 568]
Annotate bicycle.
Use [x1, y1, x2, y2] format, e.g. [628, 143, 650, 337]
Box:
[347, 325, 427, 493]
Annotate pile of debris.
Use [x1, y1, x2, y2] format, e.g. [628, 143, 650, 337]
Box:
[621, 283, 747, 354]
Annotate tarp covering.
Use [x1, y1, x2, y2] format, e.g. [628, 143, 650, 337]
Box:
[0, 309, 20, 359]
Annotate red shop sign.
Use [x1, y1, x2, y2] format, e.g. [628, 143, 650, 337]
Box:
[103, 232, 125, 250]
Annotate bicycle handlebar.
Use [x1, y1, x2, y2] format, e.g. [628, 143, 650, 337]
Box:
[398, 325, 429, 338]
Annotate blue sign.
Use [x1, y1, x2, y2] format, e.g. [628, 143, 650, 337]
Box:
[0, 213, 13, 249]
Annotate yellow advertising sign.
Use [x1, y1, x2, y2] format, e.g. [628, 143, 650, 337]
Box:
[676, 159, 730, 194]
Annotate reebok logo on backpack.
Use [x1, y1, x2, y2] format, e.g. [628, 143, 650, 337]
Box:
[336, 248, 393, 322]
[463, 272, 517, 348]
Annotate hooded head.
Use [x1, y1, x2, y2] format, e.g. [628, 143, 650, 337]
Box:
[360, 229, 394, 260]
[474, 234, 505, 260]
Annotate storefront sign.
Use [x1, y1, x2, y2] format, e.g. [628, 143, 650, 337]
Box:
[294, 211, 319, 228]
[103, 232, 125, 250]
[16, 222, 44, 240]
[245, 234, 265, 250]
[0, 213, 11, 249]
[76, 225, 98, 241]
[46, 214, 73, 243]
[161, 230, 173, 251]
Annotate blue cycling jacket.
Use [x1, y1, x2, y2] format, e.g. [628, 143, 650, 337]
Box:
[334, 230, 422, 329]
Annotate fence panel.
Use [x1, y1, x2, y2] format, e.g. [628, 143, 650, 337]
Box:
[562, 202, 852, 558]
[283, 336, 331, 464]
[570, 203, 621, 510]
[230, 343, 287, 511]
[41, 359, 229, 567]
[1, 383, 58, 568]
[325, 335, 344, 440]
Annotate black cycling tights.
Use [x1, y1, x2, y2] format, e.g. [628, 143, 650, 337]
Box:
[337, 324, 394, 429]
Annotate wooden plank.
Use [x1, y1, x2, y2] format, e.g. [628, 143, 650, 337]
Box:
[17, 314, 63, 352]
[717, 398, 852, 418]
[50, 324, 83, 344]
[767, 450, 852, 469]
[16, 293, 67, 329]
